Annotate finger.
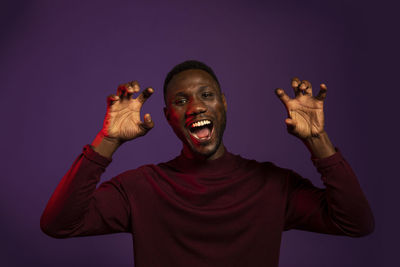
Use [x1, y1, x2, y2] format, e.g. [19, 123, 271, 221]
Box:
[125, 86, 135, 99]
[291, 77, 301, 96]
[315, 83, 328, 101]
[117, 84, 128, 99]
[126, 81, 140, 99]
[118, 81, 140, 100]
[300, 80, 313, 96]
[136, 87, 154, 105]
[285, 117, 296, 126]
[140, 113, 154, 131]
[275, 88, 290, 105]
[107, 94, 119, 106]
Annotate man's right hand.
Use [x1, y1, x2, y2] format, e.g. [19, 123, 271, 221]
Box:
[103, 81, 154, 142]
[92, 81, 154, 158]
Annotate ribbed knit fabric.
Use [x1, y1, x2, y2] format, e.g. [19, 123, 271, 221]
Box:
[41, 145, 374, 267]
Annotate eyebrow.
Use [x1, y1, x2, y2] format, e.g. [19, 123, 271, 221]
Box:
[174, 92, 187, 97]
[174, 85, 211, 96]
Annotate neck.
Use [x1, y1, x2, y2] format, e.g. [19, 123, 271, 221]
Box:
[182, 143, 225, 161]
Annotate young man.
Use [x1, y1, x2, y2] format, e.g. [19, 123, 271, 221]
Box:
[41, 60, 374, 267]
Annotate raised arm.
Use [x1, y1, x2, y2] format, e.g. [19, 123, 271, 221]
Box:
[40, 81, 154, 238]
[275, 78, 374, 237]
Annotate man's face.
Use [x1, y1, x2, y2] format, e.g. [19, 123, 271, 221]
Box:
[164, 69, 227, 160]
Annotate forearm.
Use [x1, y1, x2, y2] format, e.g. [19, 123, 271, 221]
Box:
[287, 151, 374, 237]
[40, 146, 111, 238]
[314, 151, 375, 236]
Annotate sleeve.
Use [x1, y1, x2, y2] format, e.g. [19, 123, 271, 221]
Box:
[40, 145, 132, 238]
[284, 150, 374, 237]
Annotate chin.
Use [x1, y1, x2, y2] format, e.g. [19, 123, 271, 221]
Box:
[185, 138, 224, 159]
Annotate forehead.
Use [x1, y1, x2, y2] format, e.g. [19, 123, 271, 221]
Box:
[165, 69, 219, 97]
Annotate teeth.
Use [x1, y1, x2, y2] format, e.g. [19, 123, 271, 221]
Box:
[191, 120, 211, 128]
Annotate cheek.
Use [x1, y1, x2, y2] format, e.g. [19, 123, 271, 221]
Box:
[169, 111, 180, 121]
[215, 105, 226, 119]
[168, 110, 184, 126]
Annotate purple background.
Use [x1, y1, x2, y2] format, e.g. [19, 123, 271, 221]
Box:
[1, 0, 395, 266]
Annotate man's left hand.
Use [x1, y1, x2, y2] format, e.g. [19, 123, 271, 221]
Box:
[275, 77, 327, 140]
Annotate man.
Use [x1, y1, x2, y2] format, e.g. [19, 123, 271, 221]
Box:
[41, 60, 374, 267]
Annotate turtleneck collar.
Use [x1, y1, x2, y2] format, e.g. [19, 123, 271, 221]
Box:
[164, 147, 241, 176]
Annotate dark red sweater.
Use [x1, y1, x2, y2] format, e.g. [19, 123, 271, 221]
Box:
[41, 145, 374, 267]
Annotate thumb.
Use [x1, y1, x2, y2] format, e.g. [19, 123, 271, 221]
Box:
[285, 118, 297, 132]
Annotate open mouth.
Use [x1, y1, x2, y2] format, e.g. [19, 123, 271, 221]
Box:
[188, 119, 214, 142]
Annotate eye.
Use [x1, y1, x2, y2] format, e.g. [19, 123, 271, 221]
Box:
[202, 92, 214, 98]
[175, 98, 187, 105]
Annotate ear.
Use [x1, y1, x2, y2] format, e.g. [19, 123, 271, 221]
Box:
[222, 93, 227, 112]
[163, 107, 170, 122]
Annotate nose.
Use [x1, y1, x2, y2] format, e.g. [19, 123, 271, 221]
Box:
[186, 97, 207, 117]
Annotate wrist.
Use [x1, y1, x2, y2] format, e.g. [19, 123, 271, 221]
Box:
[302, 131, 336, 159]
[91, 132, 122, 159]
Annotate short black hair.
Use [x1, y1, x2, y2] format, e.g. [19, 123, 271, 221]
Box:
[163, 60, 221, 102]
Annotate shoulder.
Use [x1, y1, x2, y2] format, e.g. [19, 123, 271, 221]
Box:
[229, 153, 293, 183]
[238, 154, 288, 173]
